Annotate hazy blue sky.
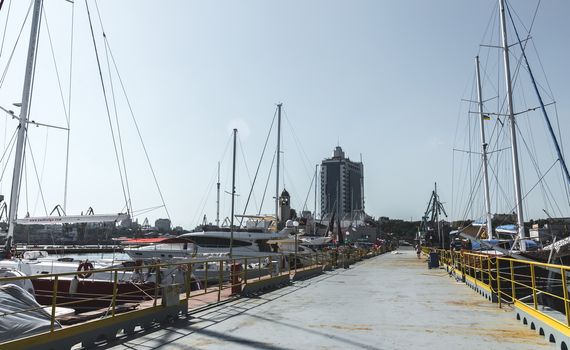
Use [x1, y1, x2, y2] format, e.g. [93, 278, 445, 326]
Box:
[0, 0, 568, 229]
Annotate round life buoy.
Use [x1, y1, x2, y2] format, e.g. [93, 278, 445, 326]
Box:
[77, 261, 94, 279]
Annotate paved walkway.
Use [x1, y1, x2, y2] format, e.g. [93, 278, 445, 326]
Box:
[104, 248, 552, 350]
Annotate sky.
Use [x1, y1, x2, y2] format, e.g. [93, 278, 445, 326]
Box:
[0, 0, 568, 229]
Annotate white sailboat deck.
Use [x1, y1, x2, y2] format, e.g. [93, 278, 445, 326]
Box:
[104, 248, 552, 350]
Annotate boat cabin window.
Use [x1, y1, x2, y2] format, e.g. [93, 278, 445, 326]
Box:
[190, 236, 252, 248]
[256, 240, 271, 252]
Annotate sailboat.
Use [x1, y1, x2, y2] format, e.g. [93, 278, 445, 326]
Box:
[0, 0, 191, 311]
[124, 107, 301, 263]
[124, 114, 307, 283]
[452, 0, 570, 260]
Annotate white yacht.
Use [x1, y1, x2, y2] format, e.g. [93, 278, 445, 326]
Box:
[123, 226, 296, 261]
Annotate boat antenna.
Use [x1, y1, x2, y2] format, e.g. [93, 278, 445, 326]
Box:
[499, 0, 527, 250]
[6, 0, 43, 255]
[475, 56, 493, 239]
[230, 128, 237, 257]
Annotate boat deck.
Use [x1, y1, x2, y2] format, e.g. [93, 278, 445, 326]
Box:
[103, 248, 552, 350]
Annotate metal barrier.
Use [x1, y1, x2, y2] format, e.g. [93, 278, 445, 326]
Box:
[0, 246, 389, 349]
[437, 249, 570, 349]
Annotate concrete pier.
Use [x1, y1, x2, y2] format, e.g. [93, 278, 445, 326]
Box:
[104, 248, 551, 350]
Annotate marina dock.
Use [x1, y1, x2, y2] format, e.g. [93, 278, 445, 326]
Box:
[103, 248, 551, 350]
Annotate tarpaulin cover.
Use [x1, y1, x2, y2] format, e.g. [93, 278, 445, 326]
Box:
[0, 284, 61, 342]
[496, 224, 517, 232]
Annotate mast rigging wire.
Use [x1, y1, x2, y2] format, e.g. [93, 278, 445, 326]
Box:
[283, 109, 313, 181]
[85, 0, 130, 215]
[301, 169, 316, 213]
[31, 128, 47, 215]
[237, 134, 258, 214]
[0, 1, 31, 90]
[515, 122, 563, 217]
[258, 148, 276, 217]
[99, 15, 172, 221]
[0, 127, 17, 182]
[41, 6, 70, 128]
[25, 134, 48, 215]
[103, 34, 133, 216]
[40, 4, 74, 212]
[238, 108, 277, 225]
[191, 134, 233, 228]
[0, 0, 12, 59]
[193, 169, 216, 228]
[95, 1, 133, 217]
[454, 1, 565, 223]
[506, 1, 570, 206]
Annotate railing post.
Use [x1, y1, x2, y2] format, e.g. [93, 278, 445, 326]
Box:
[475, 255, 478, 279]
[50, 276, 59, 332]
[294, 252, 298, 274]
[185, 263, 192, 300]
[244, 258, 248, 284]
[472, 255, 478, 288]
[487, 257, 491, 286]
[530, 264, 538, 310]
[473, 255, 476, 280]
[287, 254, 293, 278]
[479, 255, 483, 282]
[496, 257, 501, 308]
[510, 260, 515, 303]
[218, 260, 223, 302]
[153, 264, 160, 307]
[111, 270, 118, 317]
[258, 257, 262, 281]
[459, 252, 465, 281]
[455, 251, 459, 270]
[204, 262, 209, 294]
[562, 268, 570, 326]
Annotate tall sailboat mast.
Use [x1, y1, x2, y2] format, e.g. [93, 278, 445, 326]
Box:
[230, 129, 237, 257]
[6, 0, 43, 251]
[475, 56, 493, 239]
[275, 103, 282, 223]
[216, 162, 220, 227]
[499, 0, 526, 249]
[314, 164, 318, 219]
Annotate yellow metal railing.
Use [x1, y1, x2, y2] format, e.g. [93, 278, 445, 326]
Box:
[437, 248, 570, 328]
[0, 245, 389, 345]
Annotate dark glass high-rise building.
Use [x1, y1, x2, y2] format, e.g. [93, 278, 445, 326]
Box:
[320, 146, 364, 219]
